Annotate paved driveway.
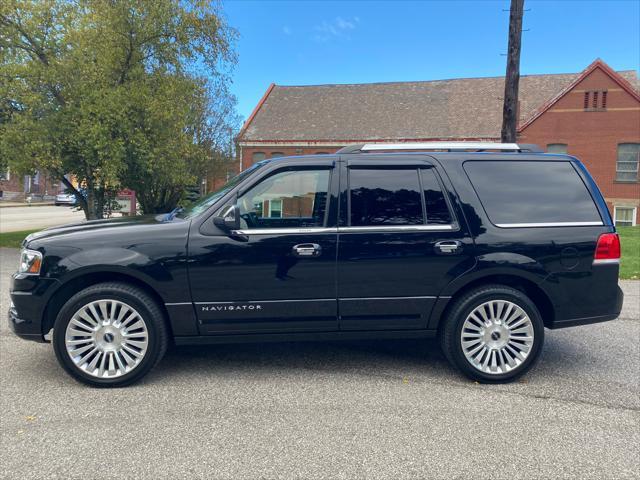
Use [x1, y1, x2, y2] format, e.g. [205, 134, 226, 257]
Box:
[0, 247, 638, 479]
[0, 206, 85, 233]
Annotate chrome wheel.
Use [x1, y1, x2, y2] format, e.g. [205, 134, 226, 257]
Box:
[460, 300, 534, 375]
[65, 299, 149, 379]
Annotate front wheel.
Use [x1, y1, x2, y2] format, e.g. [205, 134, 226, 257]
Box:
[439, 285, 544, 383]
[52, 282, 168, 387]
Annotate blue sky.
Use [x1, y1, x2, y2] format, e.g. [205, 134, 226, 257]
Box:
[223, 0, 640, 119]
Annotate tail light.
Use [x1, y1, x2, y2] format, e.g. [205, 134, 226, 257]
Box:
[593, 233, 621, 265]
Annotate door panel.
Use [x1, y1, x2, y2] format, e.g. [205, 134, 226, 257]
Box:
[337, 230, 474, 330]
[188, 160, 339, 334]
[337, 157, 475, 331]
[189, 232, 338, 334]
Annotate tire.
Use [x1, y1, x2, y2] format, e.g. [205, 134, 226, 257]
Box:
[52, 282, 169, 387]
[439, 284, 544, 383]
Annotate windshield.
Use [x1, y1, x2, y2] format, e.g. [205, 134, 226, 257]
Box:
[178, 161, 268, 219]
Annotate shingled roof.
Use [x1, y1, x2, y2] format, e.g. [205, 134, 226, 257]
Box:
[238, 66, 639, 143]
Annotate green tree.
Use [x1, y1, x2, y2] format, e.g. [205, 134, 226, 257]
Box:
[0, 0, 237, 219]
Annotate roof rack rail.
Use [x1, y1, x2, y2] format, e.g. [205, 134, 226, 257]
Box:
[336, 142, 544, 154]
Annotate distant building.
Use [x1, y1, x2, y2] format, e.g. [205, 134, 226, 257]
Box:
[237, 59, 640, 226]
[0, 169, 63, 201]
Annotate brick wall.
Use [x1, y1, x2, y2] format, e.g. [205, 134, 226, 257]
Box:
[519, 66, 640, 225]
[0, 171, 64, 200]
[239, 146, 339, 170]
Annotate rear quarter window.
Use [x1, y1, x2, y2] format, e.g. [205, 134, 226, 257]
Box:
[463, 160, 602, 226]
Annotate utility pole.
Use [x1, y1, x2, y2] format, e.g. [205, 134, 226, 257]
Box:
[501, 0, 525, 143]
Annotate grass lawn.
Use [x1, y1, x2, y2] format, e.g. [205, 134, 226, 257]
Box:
[1, 226, 638, 279]
[618, 226, 640, 280]
[0, 229, 39, 249]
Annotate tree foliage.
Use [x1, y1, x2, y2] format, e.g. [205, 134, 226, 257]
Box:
[0, 0, 238, 219]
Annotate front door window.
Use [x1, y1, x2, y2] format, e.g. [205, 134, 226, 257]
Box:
[237, 169, 330, 229]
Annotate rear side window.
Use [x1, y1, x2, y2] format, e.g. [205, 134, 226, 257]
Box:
[349, 168, 423, 226]
[464, 161, 601, 226]
[348, 167, 453, 226]
[421, 169, 452, 225]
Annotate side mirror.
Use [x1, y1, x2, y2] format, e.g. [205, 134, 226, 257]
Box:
[213, 205, 240, 232]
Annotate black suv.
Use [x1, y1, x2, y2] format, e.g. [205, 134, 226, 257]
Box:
[9, 142, 624, 387]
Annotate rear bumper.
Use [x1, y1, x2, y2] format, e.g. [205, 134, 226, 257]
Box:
[547, 284, 623, 329]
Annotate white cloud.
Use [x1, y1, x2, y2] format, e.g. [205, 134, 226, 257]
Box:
[335, 17, 356, 30]
[313, 16, 360, 42]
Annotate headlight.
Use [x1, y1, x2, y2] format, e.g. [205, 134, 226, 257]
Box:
[19, 249, 43, 275]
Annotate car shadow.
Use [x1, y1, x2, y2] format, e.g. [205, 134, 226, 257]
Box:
[151, 338, 455, 384]
[10, 333, 587, 388]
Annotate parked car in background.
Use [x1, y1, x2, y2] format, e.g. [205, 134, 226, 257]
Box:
[54, 193, 76, 206]
[9, 142, 623, 387]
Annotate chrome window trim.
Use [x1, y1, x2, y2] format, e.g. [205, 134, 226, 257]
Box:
[339, 225, 454, 233]
[495, 221, 603, 228]
[232, 225, 455, 235]
[232, 227, 338, 235]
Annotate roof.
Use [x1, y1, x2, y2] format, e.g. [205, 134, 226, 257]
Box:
[238, 63, 639, 143]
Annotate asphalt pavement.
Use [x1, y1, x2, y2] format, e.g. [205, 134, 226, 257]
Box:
[0, 205, 85, 233]
[0, 247, 638, 479]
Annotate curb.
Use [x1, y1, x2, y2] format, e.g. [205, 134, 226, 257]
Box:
[0, 202, 56, 208]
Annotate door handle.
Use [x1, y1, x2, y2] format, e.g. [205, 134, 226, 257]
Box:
[293, 243, 322, 257]
[434, 240, 462, 255]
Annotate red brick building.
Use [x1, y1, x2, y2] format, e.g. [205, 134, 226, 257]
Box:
[237, 59, 640, 226]
[0, 169, 63, 201]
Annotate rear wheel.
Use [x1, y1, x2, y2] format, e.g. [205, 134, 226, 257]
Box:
[52, 282, 168, 387]
[439, 285, 544, 383]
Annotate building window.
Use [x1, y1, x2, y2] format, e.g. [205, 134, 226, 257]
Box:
[252, 152, 266, 163]
[546, 143, 568, 154]
[584, 90, 607, 111]
[316, 152, 329, 155]
[0, 167, 9, 181]
[268, 199, 282, 218]
[270, 152, 285, 158]
[616, 143, 639, 182]
[613, 206, 637, 227]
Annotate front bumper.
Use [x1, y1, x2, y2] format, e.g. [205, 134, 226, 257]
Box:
[8, 301, 47, 342]
[9, 274, 59, 342]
